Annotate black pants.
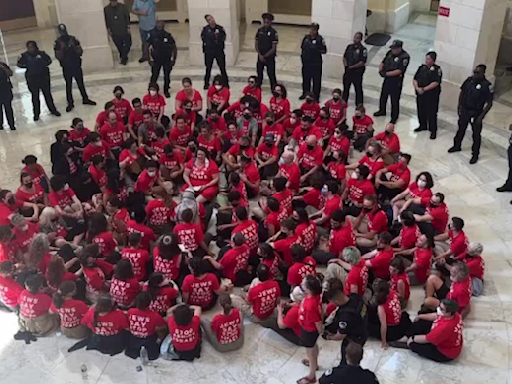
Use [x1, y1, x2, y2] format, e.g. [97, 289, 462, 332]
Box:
[62, 65, 89, 106]
[379, 78, 403, 123]
[453, 110, 482, 157]
[268, 319, 301, 346]
[416, 90, 440, 133]
[204, 50, 229, 86]
[302, 63, 322, 100]
[112, 33, 132, 63]
[353, 131, 373, 152]
[343, 69, 364, 105]
[257, 57, 277, 89]
[339, 336, 367, 365]
[409, 319, 452, 362]
[503, 144, 512, 188]
[151, 61, 172, 92]
[27, 76, 58, 117]
[259, 162, 279, 180]
[0, 96, 14, 129]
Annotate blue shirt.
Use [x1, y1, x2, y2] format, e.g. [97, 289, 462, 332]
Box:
[133, 0, 157, 31]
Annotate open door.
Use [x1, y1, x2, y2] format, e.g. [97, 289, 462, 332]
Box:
[0, 0, 37, 30]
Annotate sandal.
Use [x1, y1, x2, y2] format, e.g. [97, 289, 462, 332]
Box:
[301, 359, 319, 370]
[297, 376, 316, 384]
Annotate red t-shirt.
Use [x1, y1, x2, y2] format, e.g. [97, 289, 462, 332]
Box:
[269, 97, 291, 121]
[315, 117, 336, 138]
[233, 220, 258, 255]
[110, 277, 141, 307]
[369, 248, 394, 279]
[262, 123, 284, 141]
[390, 273, 410, 300]
[261, 256, 279, 281]
[49, 188, 76, 209]
[82, 308, 128, 336]
[128, 110, 145, 132]
[353, 115, 374, 134]
[324, 195, 342, 219]
[303, 188, 325, 210]
[274, 189, 293, 215]
[69, 127, 91, 147]
[16, 184, 45, 204]
[329, 221, 356, 258]
[465, 256, 484, 280]
[421, 198, 450, 234]
[0, 275, 23, 308]
[146, 199, 175, 227]
[186, 159, 219, 187]
[89, 165, 108, 189]
[19, 290, 52, 318]
[159, 150, 184, 170]
[367, 209, 388, 234]
[175, 89, 203, 110]
[227, 144, 256, 159]
[449, 230, 469, 259]
[151, 139, 171, 157]
[344, 260, 369, 296]
[346, 178, 376, 205]
[358, 155, 385, 177]
[327, 162, 347, 184]
[50, 299, 89, 328]
[447, 277, 472, 311]
[297, 143, 323, 170]
[182, 273, 220, 308]
[211, 308, 242, 344]
[426, 313, 463, 359]
[409, 182, 433, 199]
[198, 135, 222, 155]
[386, 164, 411, 188]
[207, 86, 230, 106]
[300, 102, 321, 119]
[257, 143, 278, 162]
[247, 280, 281, 320]
[153, 247, 181, 281]
[144, 285, 179, 314]
[113, 98, 133, 118]
[170, 125, 192, 147]
[382, 290, 402, 326]
[295, 222, 317, 254]
[82, 141, 109, 163]
[282, 117, 300, 136]
[13, 222, 39, 253]
[220, 244, 251, 282]
[126, 220, 156, 250]
[279, 163, 301, 191]
[122, 247, 150, 281]
[168, 315, 201, 351]
[175, 109, 197, 127]
[374, 132, 400, 154]
[265, 208, 287, 233]
[83, 266, 106, 294]
[243, 85, 262, 102]
[206, 116, 227, 136]
[119, 148, 139, 167]
[399, 224, 421, 249]
[174, 222, 204, 252]
[282, 305, 302, 336]
[298, 294, 322, 332]
[127, 308, 166, 338]
[273, 235, 300, 265]
[93, 232, 117, 257]
[287, 257, 317, 287]
[328, 135, 350, 156]
[143, 94, 166, 116]
[96, 110, 122, 127]
[226, 101, 244, 120]
[99, 122, 126, 148]
[325, 99, 347, 125]
[292, 126, 323, 147]
[413, 248, 432, 284]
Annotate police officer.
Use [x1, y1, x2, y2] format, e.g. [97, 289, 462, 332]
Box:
[148, 20, 178, 99]
[104, 0, 132, 65]
[497, 124, 512, 194]
[255, 13, 278, 90]
[54, 24, 96, 112]
[374, 40, 410, 124]
[323, 282, 368, 365]
[18, 41, 61, 121]
[318, 343, 379, 384]
[300, 23, 326, 101]
[413, 51, 442, 140]
[448, 64, 493, 164]
[0, 61, 15, 130]
[343, 32, 367, 106]
[201, 14, 229, 90]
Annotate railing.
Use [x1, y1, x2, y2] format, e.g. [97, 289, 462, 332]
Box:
[0, 28, 8, 65]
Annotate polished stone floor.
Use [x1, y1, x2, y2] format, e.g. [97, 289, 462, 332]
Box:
[0, 13, 512, 384]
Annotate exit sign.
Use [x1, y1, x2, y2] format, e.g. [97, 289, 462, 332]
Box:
[439, 6, 450, 17]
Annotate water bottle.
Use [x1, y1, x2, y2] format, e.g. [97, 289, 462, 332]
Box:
[140, 346, 149, 366]
[80, 363, 88, 379]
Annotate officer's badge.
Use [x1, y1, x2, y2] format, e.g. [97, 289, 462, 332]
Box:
[36, 55, 41, 59]
[430, 66, 435, 71]
[438, 68, 442, 76]
[394, 57, 399, 62]
[339, 321, 347, 329]
[164, 38, 168, 43]
[313, 40, 317, 44]
[356, 49, 360, 54]
[476, 84, 481, 90]
[403, 59, 408, 66]
[363, 49, 367, 57]
[325, 369, 333, 376]
[268, 32, 271, 36]
[489, 84, 494, 93]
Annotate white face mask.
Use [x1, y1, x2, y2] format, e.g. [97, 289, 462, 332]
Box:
[436, 307, 444, 316]
[279, 157, 285, 165]
[21, 225, 29, 232]
[215, 85, 222, 91]
[64, 184, 70, 191]
[149, 90, 157, 97]
[351, 172, 358, 180]
[147, 171, 157, 177]
[290, 118, 296, 124]
[418, 180, 427, 189]
[334, 133, 341, 138]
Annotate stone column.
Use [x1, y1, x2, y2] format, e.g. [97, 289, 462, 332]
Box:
[434, 0, 507, 109]
[54, 0, 114, 71]
[311, 0, 367, 79]
[188, 0, 240, 67]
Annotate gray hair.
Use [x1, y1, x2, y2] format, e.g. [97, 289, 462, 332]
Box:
[467, 242, 483, 257]
[28, 233, 50, 267]
[10, 213, 25, 226]
[342, 246, 361, 265]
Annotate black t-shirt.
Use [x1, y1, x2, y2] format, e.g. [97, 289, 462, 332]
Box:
[325, 294, 368, 343]
[148, 30, 177, 61]
[414, 64, 442, 91]
[256, 26, 278, 57]
[460, 76, 493, 112]
[319, 365, 379, 384]
[344, 43, 368, 70]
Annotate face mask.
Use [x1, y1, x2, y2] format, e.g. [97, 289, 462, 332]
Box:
[184, 108, 192, 112]
[334, 133, 341, 138]
[436, 307, 444, 316]
[279, 157, 285, 165]
[398, 162, 407, 170]
[385, 131, 392, 136]
[240, 144, 249, 150]
[211, 116, 219, 122]
[7, 197, 15, 205]
[25, 182, 33, 189]
[366, 151, 373, 157]
[363, 206, 373, 213]
[265, 142, 273, 148]
[115, 93, 122, 98]
[332, 96, 340, 101]
[321, 186, 328, 195]
[272, 91, 280, 98]
[94, 141, 102, 147]
[290, 118, 297, 124]
[355, 114, 362, 119]
[351, 172, 358, 180]
[306, 99, 314, 104]
[417, 180, 427, 189]
[320, 115, 328, 120]
[76, 126, 84, 131]
[430, 201, 438, 208]
[149, 90, 157, 97]
[215, 85, 222, 91]
[147, 171, 157, 177]
[266, 120, 274, 125]
[21, 225, 29, 232]
[243, 113, 251, 119]
[307, 144, 315, 151]
[64, 184, 70, 191]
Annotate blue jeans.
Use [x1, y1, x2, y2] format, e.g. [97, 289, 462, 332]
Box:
[139, 28, 153, 59]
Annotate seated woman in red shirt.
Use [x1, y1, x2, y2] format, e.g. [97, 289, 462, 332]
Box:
[51, 281, 90, 339]
[45, 255, 81, 295]
[17, 172, 48, 209]
[79, 244, 112, 302]
[153, 233, 183, 283]
[324, 149, 347, 188]
[391, 171, 434, 222]
[175, 77, 203, 117]
[88, 213, 118, 261]
[197, 122, 222, 163]
[293, 208, 317, 255]
[183, 147, 219, 204]
[163, 303, 202, 361]
[326, 246, 368, 297]
[201, 294, 244, 352]
[80, 294, 129, 356]
[269, 83, 291, 124]
[143, 83, 167, 126]
[125, 291, 168, 361]
[0, 260, 24, 310]
[182, 257, 226, 310]
[368, 279, 411, 349]
[22, 155, 50, 192]
[144, 272, 179, 316]
[207, 75, 230, 113]
[352, 104, 374, 152]
[17, 274, 60, 338]
[110, 259, 141, 309]
[389, 258, 411, 309]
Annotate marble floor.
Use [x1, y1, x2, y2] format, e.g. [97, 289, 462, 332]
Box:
[0, 13, 512, 384]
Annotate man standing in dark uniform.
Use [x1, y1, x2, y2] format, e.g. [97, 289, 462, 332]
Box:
[148, 20, 178, 99]
[0, 61, 15, 130]
[54, 24, 96, 112]
[448, 64, 493, 164]
[17, 41, 61, 121]
[374, 40, 410, 124]
[497, 124, 512, 194]
[343, 32, 367, 106]
[300, 23, 327, 102]
[104, 0, 132, 65]
[201, 14, 229, 90]
[255, 13, 278, 90]
[413, 51, 442, 139]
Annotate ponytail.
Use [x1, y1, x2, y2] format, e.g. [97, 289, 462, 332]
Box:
[218, 294, 233, 316]
[94, 295, 113, 327]
[52, 281, 77, 309]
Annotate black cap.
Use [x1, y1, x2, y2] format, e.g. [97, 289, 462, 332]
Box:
[262, 13, 274, 21]
[310, 23, 320, 31]
[390, 40, 403, 49]
[264, 133, 275, 141]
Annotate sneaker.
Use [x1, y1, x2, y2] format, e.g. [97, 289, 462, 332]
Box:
[83, 99, 97, 106]
[469, 155, 478, 164]
[373, 110, 386, 117]
[497, 185, 512, 193]
[414, 126, 427, 132]
[447, 146, 461, 153]
[430, 132, 436, 140]
[66, 104, 74, 112]
[299, 94, 306, 100]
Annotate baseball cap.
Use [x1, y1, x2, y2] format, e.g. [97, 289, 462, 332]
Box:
[390, 40, 403, 49]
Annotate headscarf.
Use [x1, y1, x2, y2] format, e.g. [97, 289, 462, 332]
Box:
[175, 188, 199, 224]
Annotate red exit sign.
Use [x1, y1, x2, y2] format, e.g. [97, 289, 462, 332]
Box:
[438, 6, 450, 17]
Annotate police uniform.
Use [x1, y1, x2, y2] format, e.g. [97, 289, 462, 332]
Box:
[17, 48, 59, 119]
[324, 294, 368, 364]
[256, 25, 279, 89]
[376, 46, 410, 123]
[301, 32, 327, 101]
[452, 76, 493, 158]
[201, 23, 228, 88]
[414, 64, 442, 135]
[319, 364, 379, 384]
[0, 62, 14, 130]
[148, 29, 177, 95]
[343, 43, 368, 105]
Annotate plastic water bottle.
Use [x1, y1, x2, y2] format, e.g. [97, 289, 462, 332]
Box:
[140, 346, 149, 366]
[80, 363, 88, 379]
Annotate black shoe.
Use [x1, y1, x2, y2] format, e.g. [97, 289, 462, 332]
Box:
[373, 110, 386, 117]
[414, 126, 428, 132]
[469, 155, 478, 164]
[430, 132, 436, 140]
[83, 99, 97, 106]
[447, 146, 461, 153]
[390, 119, 397, 124]
[138, 57, 147, 63]
[9, 126, 15, 131]
[34, 115, 40, 121]
[497, 185, 512, 192]
[52, 110, 62, 117]
[388, 340, 409, 349]
[164, 90, 171, 99]
[66, 104, 74, 112]
[299, 94, 306, 100]
[204, 83, 209, 90]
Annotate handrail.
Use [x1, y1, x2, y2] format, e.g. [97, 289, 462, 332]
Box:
[0, 28, 8, 65]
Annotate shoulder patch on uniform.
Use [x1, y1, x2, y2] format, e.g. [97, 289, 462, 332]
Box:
[363, 49, 367, 57]
[489, 83, 494, 93]
[339, 321, 347, 329]
[403, 58, 408, 66]
[438, 68, 442, 76]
